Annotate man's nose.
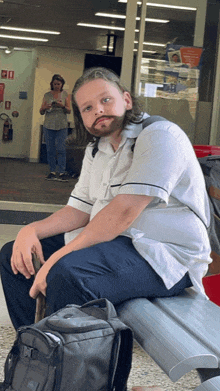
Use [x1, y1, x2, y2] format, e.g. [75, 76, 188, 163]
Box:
[95, 104, 104, 115]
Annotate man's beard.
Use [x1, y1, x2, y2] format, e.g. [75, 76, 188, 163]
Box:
[86, 114, 125, 137]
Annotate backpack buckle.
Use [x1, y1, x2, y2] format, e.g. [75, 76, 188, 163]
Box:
[22, 346, 33, 358]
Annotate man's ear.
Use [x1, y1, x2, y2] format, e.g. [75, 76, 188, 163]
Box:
[123, 91, 133, 110]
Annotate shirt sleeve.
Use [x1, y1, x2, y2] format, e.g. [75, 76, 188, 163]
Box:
[67, 145, 94, 214]
[118, 122, 186, 204]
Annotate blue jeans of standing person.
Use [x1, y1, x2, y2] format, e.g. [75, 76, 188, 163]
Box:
[43, 127, 68, 173]
[0, 235, 192, 330]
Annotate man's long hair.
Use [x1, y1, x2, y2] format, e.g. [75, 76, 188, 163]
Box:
[71, 67, 144, 145]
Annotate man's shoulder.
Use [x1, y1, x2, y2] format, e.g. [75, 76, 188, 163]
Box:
[136, 116, 187, 149]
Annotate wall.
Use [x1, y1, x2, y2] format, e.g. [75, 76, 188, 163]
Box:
[29, 47, 85, 162]
[0, 50, 36, 159]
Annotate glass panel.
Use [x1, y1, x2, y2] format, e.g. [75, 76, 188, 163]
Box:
[135, 3, 198, 143]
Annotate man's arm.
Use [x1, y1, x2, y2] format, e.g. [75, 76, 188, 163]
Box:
[30, 194, 153, 298]
[11, 205, 90, 278]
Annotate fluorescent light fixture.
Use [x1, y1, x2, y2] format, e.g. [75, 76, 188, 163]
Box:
[96, 12, 126, 19]
[0, 26, 60, 34]
[77, 23, 139, 32]
[0, 34, 48, 42]
[102, 45, 114, 49]
[103, 45, 156, 53]
[0, 45, 32, 51]
[134, 40, 166, 47]
[95, 12, 168, 23]
[119, 0, 196, 10]
[146, 3, 196, 11]
[143, 18, 168, 23]
[14, 47, 32, 51]
[119, 0, 142, 3]
[133, 49, 156, 53]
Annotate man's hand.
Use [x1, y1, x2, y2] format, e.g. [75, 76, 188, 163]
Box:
[29, 250, 61, 298]
[30, 264, 48, 298]
[11, 226, 45, 279]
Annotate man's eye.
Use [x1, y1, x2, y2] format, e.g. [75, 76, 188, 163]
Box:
[84, 106, 91, 112]
[103, 97, 110, 103]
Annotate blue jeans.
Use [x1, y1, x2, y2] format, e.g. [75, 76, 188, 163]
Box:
[0, 235, 192, 330]
[43, 127, 68, 173]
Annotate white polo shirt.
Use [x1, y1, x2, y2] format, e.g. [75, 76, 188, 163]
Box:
[65, 114, 212, 295]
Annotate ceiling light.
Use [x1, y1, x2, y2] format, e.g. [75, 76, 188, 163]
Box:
[134, 40, 166, 47]
[102, 45, 114, 49]
[5, 48, 12, 54]
[143, 18, 168, 23]
[13, 47, 32, 51]
[95, 12, 168, 23]
[119, 0, 196, 10]
[0, 26, 60, 34]
[133, 49, 156, 53]
[0, 46, 32, 51]
[146, 3, 196, 11]
[119, 0, 142, 3]
[96, 12, 126, 19]
[77, 23, 139, 32]
[0, 34, 48, 42]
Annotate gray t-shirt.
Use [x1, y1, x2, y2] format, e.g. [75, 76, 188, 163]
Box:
[43, 90, 68, 130]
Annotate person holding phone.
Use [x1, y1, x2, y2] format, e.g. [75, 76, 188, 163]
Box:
[40, 74, 71, 181]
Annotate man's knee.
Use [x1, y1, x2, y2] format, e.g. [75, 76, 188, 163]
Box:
[46, 256, 69, 287]
[0, 241, 14, 270]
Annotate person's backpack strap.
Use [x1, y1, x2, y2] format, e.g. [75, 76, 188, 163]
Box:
[131, 115, 167, 152]
[141, 115, 166, 129]
[92, 137, 100, 158]
[92, 115, 167, 157]
[111, 328, 133, 391]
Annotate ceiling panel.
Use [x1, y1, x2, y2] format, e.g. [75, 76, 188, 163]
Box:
[0, 0, 197, 56]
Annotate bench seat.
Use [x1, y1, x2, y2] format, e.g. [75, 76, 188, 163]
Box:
[194, 376, 220, 390]
[117, 287, 220, 384]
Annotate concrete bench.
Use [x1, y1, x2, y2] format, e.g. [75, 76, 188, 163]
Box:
[117, 287, 220, 390]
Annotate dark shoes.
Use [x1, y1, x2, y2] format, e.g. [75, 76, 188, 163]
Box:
[45, 172, 69, 182]
[57, 173, 69, 182]
[45, 172, 57, 180]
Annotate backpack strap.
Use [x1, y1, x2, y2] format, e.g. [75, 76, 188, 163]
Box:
[109, 328, 133, 391]
[141, 115, 167, 129]
[92, 137, 100, 158]
[131, 115, 167, 152]
[92, 115, 167, 157]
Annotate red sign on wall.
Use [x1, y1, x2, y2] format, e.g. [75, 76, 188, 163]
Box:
[5, 101, 11, 110]
[8, 71, 14, 80]
[1, 70, 7, 79]
[0, 83, 5, 102]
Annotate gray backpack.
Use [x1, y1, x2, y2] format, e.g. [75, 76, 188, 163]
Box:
[0, 299, 133, 391]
